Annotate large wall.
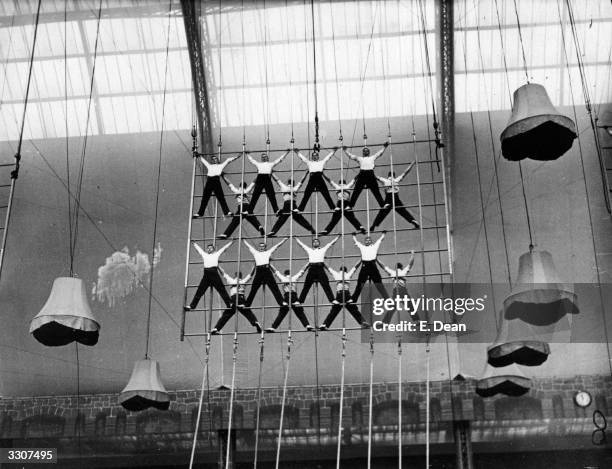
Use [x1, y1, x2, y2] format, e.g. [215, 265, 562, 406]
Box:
[0, 104, 610, 398]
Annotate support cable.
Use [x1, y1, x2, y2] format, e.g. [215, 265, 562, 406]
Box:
[555, 0, 612, 376]
[188, 333, 211, 469]
[335, 329, 347, 468]
[511, 0, 531, 83]
[225, 334, 238, 469]
[274, 331, 293, 469]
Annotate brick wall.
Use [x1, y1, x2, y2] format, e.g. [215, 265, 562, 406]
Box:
[1, 374, 609, 440]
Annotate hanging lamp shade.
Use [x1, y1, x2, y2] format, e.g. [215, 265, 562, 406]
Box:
[487, 314, 551, 367]
[119, 359, 170, 412]
[500, 83, 576, 161]
[503, 249, 578, 326]
[476, 363, 531, 398]
[29, 277, 100, 346]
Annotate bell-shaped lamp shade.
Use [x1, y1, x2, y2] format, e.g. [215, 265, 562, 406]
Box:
[487, 320, 550, 368]
[501, 83, 576, 161]
[119, 359, 170, 412]
[29, 277, 100, 346]
[476, 363, 531, 398]
[503, 250, 578, 326]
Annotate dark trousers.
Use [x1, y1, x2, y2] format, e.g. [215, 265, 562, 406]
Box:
[271, 291, 310, 328]
[322, 200, 364, 234]
[352, 261, 389, 301]
[349, 170, 385, 207]
[270, 200, 316, 235]
[381, 285, 417, 323]
[214, 294, 259, 331]
[299, 263, 335, 303]
[190, 267, 232, 308]
[197, 176, 230, 216]
[371, 193, 416, 230]
[245, 265, 285, 306]
[223, 205, 262, 237]
[322, 290, 365, 327]
[298, 173, 335, 211]
[250, 174, 279, 213]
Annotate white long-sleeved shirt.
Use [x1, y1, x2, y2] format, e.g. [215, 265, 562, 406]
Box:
[383, 264, 412, 288]
[354, 235, 384, 261]
[244, 239, 286, 266]
[329, 179, 355, 201]
[377, 164, 413, 194]
[192, 241, 233, 268]
[221, 270, 253, 296]
[328, 265, 358, 291]
[248, 152, 287, 175]
[297, 151, 334, 174]
[345, 147, 385, 171]
[272, 265, 307, 293]
[199, 156, 236, 177]
[227, 182, 255, 205]
[276, 179, 302, 202]
[296, 237, 338, 264]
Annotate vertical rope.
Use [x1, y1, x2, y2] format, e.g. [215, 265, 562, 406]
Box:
[275, 331, 293, 469]
[511, 0, 531, 83]
[63, 1, 73, 275]
[145, 0, 173, 360]
[335, 329, 347, 468]
[366, 334, 374, 469]
[188, 333, 211, 469]
[224, 334, 238, 469]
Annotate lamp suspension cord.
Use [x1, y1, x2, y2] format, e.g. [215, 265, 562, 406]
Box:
[555, 0, 612, 377]
[474, 0, 513, 289]
[145, 0, 173, 360]
[63, 2, 73, 276]
[511, 0, 530, 83]
[71, 0, 103, 260]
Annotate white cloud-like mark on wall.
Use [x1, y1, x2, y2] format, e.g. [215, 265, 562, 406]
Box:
[92, 244, 162, 307]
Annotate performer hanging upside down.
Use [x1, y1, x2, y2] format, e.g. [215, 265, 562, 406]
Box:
[185, 241, 233, 310]
[296, 148, 337, 211]
[248, 150, 289, 214]
[371, 163, 419, 231]
[351, 232, 389, 302]
[266, 264, 314, 332]
[319, 176, 366, 235]
[343, 143, 389, 208]
[296, 236, 340, 305]
[319, 262, 369, 330]
[219, 176, 264, 239]
[268, 173, 316, 237]
[243, 239, 288, 307]
[210, 266, 262, 334]
[194, 153, 240, 218]
[378, 250, 418, 323]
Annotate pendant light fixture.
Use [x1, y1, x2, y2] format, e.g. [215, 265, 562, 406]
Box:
[119, 0, 173, 412]
[30, 0, 101, 347]
[501, 83, 576, 161]
[476, 362, 531, 398]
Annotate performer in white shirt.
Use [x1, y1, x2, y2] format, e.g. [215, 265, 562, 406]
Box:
[352, 232, 389, 301]
[219, 177, 264, 239]
[371, 163, 419, 231]
[319, 262, 369, 330]
[268, 173, 316, 236]
[247, 150, 289, 214]
[243, 239, 288, 307]
[185, 241, 233, 310]
[378, 251, 417, 323]
[194, 153, 240, 218]
[209, 266, 262, 334]
[266, 264, 313, 332]
[296, 237, 339, 304]
[296, 148, 337, 211]
[343, 143, 389, 208]
[319, 176, 366, 235]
